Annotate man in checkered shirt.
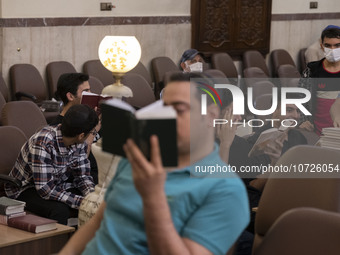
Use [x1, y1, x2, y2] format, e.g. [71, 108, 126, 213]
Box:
[5, 104, 99, 225]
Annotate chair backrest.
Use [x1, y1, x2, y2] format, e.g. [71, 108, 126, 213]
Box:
[9, 64, 48, 102]
[0, 74, 9, 102]
[127, 61, 153, 88]
[0, 126, 27, 175]
[204, 69, 227, 78]
[270, 49, 295, 77]
[211, 52, 238, 78]
[243, 67, 270, 90]
[253, 145, 340, 252]
[243, 50, 270, 77]
[253, 207, 340, 255]
[0, 93, 6, 125]
[299, 48, 307, 73]
[277, 64, 301, 87]
[249, 81, 274, 104]
[83, 59, 114, 87]
[121, 73, 156, 108]
[151, 57, 179, 99]
[253, 93, 273, 121]
[88, 76, 104, 95]
[1, 101, 47, 138]
[46, 61, 77, 99]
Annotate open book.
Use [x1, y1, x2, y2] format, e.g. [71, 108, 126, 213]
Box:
[101, 99, 178, 167]
[248, 124, 292, 158]
[81, 91, 112, 113]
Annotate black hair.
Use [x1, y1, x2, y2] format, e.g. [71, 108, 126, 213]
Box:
[55, 73, 89, 105]
[61, 104, 98, 137]
[321, 28, 340, 43]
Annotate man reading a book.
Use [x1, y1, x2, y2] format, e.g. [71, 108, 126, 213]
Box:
[5, 104, 98, 225]
[60, 72, 249, 255]
[51, 73, 100, 184]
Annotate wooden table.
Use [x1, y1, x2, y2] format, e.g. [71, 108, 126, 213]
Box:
[0, 223, 75, 255]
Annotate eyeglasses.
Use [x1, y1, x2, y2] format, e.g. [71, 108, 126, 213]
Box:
[89, 129, 98, 136]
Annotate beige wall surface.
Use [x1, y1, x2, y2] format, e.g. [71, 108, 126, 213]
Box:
[0, 0, 190, 18]
[272, 0, 340, 14]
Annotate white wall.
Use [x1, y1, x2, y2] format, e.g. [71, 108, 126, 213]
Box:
[0, 0, 190, 18]
[272, 0, 340, 14]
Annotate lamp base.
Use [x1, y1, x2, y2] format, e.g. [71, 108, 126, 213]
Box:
[102, 84, 133, 99]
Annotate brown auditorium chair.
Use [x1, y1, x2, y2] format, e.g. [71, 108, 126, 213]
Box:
[0, 93, 6, 125]
[10, 64, 60, 123]
[121, 73, 156, 108]
[270, 49, 296, 77]
[88, 76, 104, 95]
[277, 64, 301, 87]
[0, 126, 27, 196]
[46, 61, 77, 99]
[253, 93, 273, 121]
[253, 207, 340, 255]
[2, 101, 47, 138]
[253, 145, 340, 253]
[204, 69, 227, 78]
[243, 67, 270, 90]
[151, 57, 179, 99]
[299, 48, 307, 73]
[83, 59, 114, 87]
[243, 50, 270, 77]
[163, 70, 183, 88]
[10, 64, 49, 102]
[0, 73, 9, 102]
[127, 61, 153, 88]
[211, 52, 238, 79]
[249, 81, 274, 104]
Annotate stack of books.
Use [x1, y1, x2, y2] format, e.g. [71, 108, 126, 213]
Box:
[0, 196, 26, 225]
[0, 196, 57, 233]
[319, 127, 340, 150]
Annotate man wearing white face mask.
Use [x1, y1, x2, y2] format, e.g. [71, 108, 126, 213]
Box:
[180, 49, 205, 73]
[299, 25, 340, 135]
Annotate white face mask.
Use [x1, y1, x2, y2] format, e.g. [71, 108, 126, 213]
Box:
[324, 47, 340, 62]
[188, 62, 203, 72]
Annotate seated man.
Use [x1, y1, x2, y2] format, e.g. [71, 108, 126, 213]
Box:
[60, 72, 249, 255]
[5, 104, 99, 225]
[51, 72, 100, 184]
[180, 48, 205, 73]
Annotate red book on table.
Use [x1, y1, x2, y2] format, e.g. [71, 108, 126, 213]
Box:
[8, 214, 57, 233]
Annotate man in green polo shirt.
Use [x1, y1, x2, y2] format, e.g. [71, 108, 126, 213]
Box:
[60, 72, 249, 255]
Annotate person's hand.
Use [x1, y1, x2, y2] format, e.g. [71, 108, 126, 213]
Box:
[333, 116, 340, 128]
[263, 131, 287, 165]
[123, 136, 166, 200]
[216, 108, 238, 148]
[299, 120, 314, 131]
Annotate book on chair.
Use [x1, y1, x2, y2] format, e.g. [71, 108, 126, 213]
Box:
[0, 197, 26, 215]
[8, 214, 57, 233]
[100, 99, 178, 167]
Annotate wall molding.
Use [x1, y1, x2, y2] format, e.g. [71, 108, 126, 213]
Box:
[0, 12, 337, 27]
[272, 12, 340, 21]
[0, 16, 191, 27]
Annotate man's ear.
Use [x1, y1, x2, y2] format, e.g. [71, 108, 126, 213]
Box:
[78, 132, 86, 141]
[180, 62, 186, 71]
[66, 92, 75, 102]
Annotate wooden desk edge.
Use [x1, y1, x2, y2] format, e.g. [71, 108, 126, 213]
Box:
[0, 223, 75, 248]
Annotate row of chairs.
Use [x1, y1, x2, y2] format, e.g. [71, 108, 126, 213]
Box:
[252, 144, 340, 254]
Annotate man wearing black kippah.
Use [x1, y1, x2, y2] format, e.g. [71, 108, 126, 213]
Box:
[5, 105, 99, 225]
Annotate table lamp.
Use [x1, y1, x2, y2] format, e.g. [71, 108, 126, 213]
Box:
[98, 36, 142, 98]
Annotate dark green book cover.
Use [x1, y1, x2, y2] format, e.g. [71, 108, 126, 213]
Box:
[101, 100, 178, 167]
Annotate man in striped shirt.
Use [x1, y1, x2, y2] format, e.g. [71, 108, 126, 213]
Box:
[5, 104, 99, 225]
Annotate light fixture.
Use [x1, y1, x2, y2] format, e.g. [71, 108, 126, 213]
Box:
[98, 36, 142, 98]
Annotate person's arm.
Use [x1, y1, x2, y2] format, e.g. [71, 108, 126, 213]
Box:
[30, 142, 91, 209]
[59, 201, 106, 255]
[330, 98, 340, 127]
[123, 136, 212, 255]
